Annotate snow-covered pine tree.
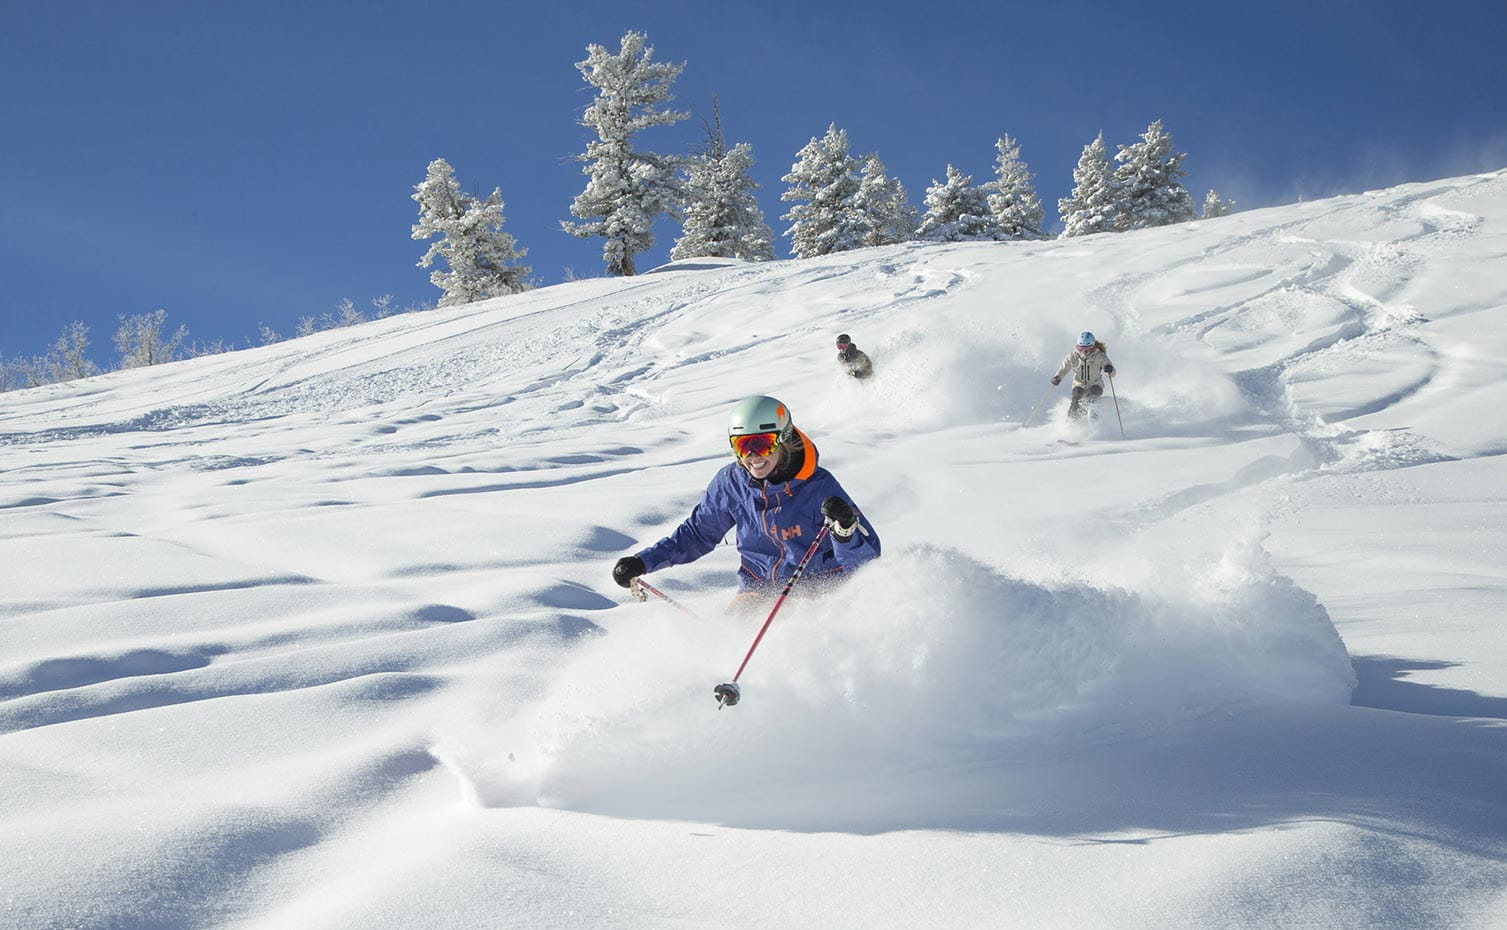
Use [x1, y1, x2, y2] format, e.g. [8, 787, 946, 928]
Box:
[1202, 189, 1236, 218]
[853, 154, 916, 247]
[672, 100, 774, 262]
[0, 322, 99, 389]
[986, 135, 1046, 240]
[1058, 133, 1119, 238]
[411, 158, 531, 307]
[113, 309, 186, 369]
[0, 353, 40, 390]
[564, 31, 687, 276]
[48, 321, 99, 381]
[917, 165, 1000, 242]
[781, 124, 868, 258]
[1112, 119, 1195, 231]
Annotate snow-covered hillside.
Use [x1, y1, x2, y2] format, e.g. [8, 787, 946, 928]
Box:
[3, 170, 1506, 929]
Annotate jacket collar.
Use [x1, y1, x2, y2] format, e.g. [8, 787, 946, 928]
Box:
[791, 428, 818, 480]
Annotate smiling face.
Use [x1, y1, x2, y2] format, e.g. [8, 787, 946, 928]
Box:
[738, 444, 783, 480]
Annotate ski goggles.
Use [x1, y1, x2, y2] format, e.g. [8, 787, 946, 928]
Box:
[730, 431, 781, 459]
[1075, 342, 1095, 354]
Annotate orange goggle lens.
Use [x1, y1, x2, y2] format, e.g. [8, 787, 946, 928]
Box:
[730, 432, 780, 458]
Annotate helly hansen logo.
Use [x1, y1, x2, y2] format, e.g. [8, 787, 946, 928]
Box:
[780, 525, 803, 540]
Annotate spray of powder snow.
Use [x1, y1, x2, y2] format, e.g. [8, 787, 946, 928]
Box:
[437, 533, 1353, 827]
[803, 317, 1251, 441]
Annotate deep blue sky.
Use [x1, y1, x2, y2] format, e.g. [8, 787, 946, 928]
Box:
[4, 0, 1505, 364]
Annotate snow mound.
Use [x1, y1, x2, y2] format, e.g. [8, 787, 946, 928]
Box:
[439, 536, 1353, 827]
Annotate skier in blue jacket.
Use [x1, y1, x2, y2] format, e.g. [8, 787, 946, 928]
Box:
[612, 394, 880, 609]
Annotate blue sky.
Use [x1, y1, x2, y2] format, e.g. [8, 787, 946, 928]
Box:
[4, 0, 1505, 365]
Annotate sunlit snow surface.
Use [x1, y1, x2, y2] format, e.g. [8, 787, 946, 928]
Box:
[442, 538, 1353, 827]
[3, 172, 1506, 929]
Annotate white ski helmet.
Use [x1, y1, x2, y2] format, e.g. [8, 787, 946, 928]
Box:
[728, 394, 794, 443]
[1077, 330, 1096, 347]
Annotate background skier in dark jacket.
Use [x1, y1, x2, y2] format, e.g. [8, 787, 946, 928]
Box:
[836, 334, 874, 380]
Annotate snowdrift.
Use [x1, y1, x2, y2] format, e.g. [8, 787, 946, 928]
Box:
[441, 526, 1354, 829]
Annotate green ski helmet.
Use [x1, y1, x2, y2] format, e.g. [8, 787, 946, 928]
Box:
[727, 394, 795, 455]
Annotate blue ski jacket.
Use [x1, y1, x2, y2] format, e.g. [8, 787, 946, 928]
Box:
[636, 430, 881, 593]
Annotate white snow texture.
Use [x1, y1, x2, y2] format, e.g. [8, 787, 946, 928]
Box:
[3, 170, 1506, 929]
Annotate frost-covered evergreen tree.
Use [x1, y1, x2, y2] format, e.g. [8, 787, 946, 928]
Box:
[781, 124, 869, 258]
[1202, 189, 1236, 218]
[917, 165, 1000, 242]
[564, 31, 686, 276]
[48, 321, 99, 381]
[672, 102, 773, 262]
[986, 135, 1046, 240]
[412, 158, 531, 307]
[0, 321, 98, 389]
[1113, 119, 1195, 230]
[1058, 133, 1119, 238]
[852, 154, 915, 247]
[114, 309, 186, 369]
[0, 353, 37, 390]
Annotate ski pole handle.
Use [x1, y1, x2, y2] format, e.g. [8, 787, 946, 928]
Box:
[630, 577, 704, 620]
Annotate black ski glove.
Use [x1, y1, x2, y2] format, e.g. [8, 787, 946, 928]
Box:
[821, 496, 858, 539]
[1051, 375, 1061, 386]
[613, 555, 646, 588]
[1103, 364, 1115, 376]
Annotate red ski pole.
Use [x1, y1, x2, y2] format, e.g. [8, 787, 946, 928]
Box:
[629, 576, 704, 620]
[715, 524, 832, 709]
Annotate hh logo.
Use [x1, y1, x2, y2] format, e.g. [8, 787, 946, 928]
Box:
[780, 525, 803, 540]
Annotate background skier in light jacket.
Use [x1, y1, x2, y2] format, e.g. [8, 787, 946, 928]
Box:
[1051, 331, 1117, 419]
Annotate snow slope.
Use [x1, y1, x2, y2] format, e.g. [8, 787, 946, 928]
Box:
[3, 170, 1506, 929]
